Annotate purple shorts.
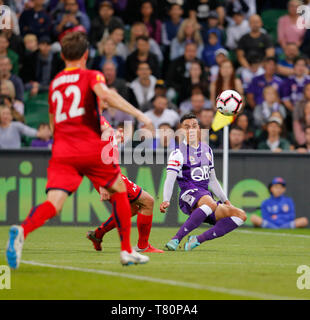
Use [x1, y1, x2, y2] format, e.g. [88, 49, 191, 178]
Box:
[179, 188, 219, 225]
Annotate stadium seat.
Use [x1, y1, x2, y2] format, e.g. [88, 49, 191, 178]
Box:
[261, 9, 287, 44]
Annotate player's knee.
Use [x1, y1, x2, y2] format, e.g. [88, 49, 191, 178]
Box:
[230, 207, 247, 222]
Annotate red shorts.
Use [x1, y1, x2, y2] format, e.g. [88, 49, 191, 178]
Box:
[46, 154, 121, 195]
[121, 175, 142, 203]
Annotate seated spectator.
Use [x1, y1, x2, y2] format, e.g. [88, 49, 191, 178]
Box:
[170, 18, 203, 60]
[225, 1, 250, 26]
[209, 48, 229, 83]
[237, 14, 274, 68]
[228, 125, 249, 150]
[247, 57, 282, 109]
[126, 35, 160, 82]
[102, 61, 129, 100]
[161, 3, 183, 47]
[109, 27, 128, 61]
[144, 95, 179, 129]
[0, 33, 19, 75]
[201, 31, 223, 68]
[166, 42, 205, 95]
[152, 122, 176, 150]
[198, 108, 222, 148]
[296, 126, 310, 153]
[141, 79, 178, 112]
[93, 37, 125, 78]
[257, 116, 290, 152]
[235, 112, 256, 148]
[226, 9, 250, 51]
[0, 80, 24, 121]
[0, 56, 24, 103]
[277, 43, 299, 77]
[179, 61, 209, 103]
[180, 92, 211, 117]
[19, 0, 51, 39]
[251, 177, 308, 229]
[186, 0, 225, 27]
[280, 57, 310, 112]
[277, 0, 305, 50]
[294, 100, 310, 146]
[201, 11, 225, 45]
[0, 105, 46, 149]
[23, 33, 38, 53]
[127, 22, 163, 63]
[31, 123, 53, 148]
[54, 0, 90, 40]
[254, 86, 287, 129]
[89, 1, 124, 47]
[139, 0, 162, 44]
[129, 62, 157, 108]
[210, 59, 244, 107]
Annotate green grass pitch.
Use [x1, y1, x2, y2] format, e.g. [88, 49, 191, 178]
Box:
[0, 226, 309, 300]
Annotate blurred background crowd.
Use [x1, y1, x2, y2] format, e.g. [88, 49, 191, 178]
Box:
[1, 0, 310, 153]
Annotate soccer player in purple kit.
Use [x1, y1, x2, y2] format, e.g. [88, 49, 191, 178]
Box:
[160, 113, 247, 251]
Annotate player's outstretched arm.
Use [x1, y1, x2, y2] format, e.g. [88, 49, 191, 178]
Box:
[93, 83, 153, 129]
[160, 170, 178, 213]
[208, 169, 230, 205]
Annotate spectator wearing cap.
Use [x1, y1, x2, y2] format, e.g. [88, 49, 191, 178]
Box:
[161, 3, 183, 47]
[129, 62, 157, 108]
[257, 116, 290, 152]
[250, 177, 308, 229]
[209, 48, 228, 82]
[125, 35, 160, 82]
[254, 86, 287, 129]
[247, 57, 282, 109]
[139, 0, 162, 44]
[280, 57, 310, 113]
[170, 18, 203, 61]
[54, 0, 90, 40]
[237, 53, 264, 93]
[19, 0, 51, 39]
[277, 0, 305, 50]
[277, 42, 299, 77]
[226, 9, 250, 50]
[0, 56, 24, 104]
[0, 33, 19, 75]
[237, 14, 275, 69]
[90, 1, 124, 47]
[166, 42, 205, 96]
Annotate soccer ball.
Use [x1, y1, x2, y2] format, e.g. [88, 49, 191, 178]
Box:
[216, 90, 243, 116]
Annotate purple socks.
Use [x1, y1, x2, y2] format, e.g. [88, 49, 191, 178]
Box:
[173, 207, 209, 242]
[197, 217, 242, 243]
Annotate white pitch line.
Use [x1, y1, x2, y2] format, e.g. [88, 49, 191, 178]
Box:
[21, 260, 305, 300]
[237, 229, 310, 239]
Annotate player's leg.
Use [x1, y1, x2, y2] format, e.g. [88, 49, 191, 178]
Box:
[134, 191, 163, 253]
[6, 190, 68, 269]
[184, 196, 247, 250]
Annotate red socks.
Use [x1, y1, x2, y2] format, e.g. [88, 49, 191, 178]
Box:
[137, 213, 153, 249]
[22, 201, 57, 239]
[110, 192, 132, 253]
[95, 214, 116, 239]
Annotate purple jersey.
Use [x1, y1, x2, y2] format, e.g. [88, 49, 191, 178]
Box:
[280, 75, 310, 105]
[248, 74, 283, 105]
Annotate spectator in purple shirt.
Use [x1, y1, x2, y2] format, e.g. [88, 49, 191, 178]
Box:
[280, 57, 310, 112]
[31, 123, 53, 148]
[247, 57, 282, 109]
[19, 0, 51, 38]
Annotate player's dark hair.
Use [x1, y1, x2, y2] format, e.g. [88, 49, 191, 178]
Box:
[180, 112, 197, 124]
[61, 32, 89, 61]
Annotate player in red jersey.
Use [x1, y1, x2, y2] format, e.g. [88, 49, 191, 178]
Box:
[6, 32, 153, 269]
[87, 174, 164, 253]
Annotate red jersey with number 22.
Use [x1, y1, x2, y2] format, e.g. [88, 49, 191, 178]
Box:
[49, 68, 107, 158]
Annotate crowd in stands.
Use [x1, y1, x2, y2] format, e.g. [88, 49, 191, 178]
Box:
[0, 0, 310, 154]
